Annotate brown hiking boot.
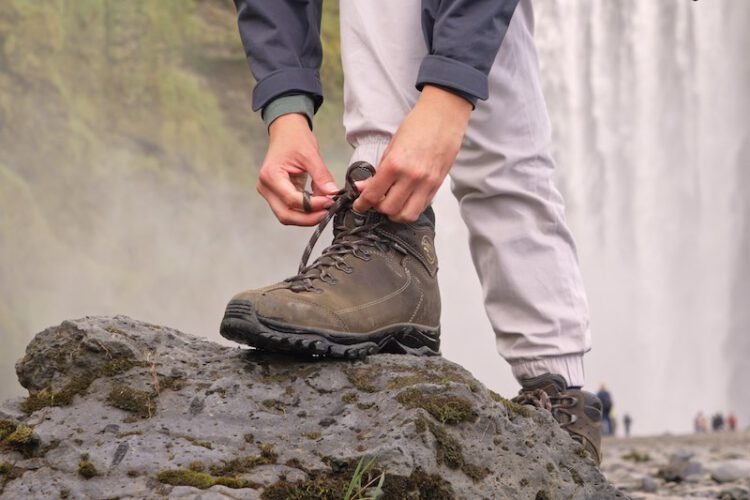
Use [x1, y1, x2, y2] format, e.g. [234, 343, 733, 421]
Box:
[512, 373, 603, 464]
[220, 162, 441, 359]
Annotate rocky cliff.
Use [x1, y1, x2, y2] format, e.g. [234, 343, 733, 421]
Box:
[0, 317, 621, 499]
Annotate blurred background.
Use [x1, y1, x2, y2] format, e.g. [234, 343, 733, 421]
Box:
[0, 0, 747, 436]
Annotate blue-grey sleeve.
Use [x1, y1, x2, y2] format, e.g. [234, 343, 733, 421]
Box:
[419, 0, 521, 105]
[234, 0, 323, 112]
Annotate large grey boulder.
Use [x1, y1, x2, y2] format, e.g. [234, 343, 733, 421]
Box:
[0, 316, 622, 499]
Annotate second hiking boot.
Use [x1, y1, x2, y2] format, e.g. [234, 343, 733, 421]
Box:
[220, 162, 441, 358]
[512, 373, 603, 464]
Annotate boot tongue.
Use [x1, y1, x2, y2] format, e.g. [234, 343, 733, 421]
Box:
[334, 161, 380, 231]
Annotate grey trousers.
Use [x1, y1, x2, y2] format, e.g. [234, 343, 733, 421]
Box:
[341, 0, 590, 387]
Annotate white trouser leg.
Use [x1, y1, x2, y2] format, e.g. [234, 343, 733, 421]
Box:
[340, 0, 590, 387]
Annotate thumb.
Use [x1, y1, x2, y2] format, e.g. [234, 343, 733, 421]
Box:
[307, 152, 339, 195]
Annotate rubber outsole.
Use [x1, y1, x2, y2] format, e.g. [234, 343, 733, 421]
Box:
[220, 300, 441, 359]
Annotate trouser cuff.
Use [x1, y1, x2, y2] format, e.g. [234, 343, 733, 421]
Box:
[510, 354, 585, 388]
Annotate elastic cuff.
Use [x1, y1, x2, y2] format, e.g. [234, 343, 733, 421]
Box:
[510, 354, 585, 388]
[262, 94, 315, 131]
[251, 68, 323, 112]
[416, 55, 488, 105]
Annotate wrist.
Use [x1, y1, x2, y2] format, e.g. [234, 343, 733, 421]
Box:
[419, 85, 473, 120]
[268, 113, 311, 139]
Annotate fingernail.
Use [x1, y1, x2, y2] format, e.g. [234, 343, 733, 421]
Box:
[324, 182, 339, 194]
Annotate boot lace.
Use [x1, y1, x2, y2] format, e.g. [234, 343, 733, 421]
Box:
[512, 389, 579, 426]
[285, 164, 389, 293]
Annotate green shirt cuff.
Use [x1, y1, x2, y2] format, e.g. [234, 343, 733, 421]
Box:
[261, 94, 315, 131]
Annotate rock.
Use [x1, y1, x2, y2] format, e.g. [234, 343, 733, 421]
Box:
[657, 453, 703, 482]
[712, 460, 750, 483]
[718, 486, 750, 500]
[0, 316, 622, 499]
[641, 476, 658, 492]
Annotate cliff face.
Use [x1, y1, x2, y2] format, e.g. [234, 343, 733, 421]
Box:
[0, 317, 620, 499]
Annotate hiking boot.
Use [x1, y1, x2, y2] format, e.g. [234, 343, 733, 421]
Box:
[220, 161, 441, 359]
[512, 373, 603, 464]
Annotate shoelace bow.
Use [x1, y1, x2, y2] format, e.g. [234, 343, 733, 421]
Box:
[285, 167, 388, 293]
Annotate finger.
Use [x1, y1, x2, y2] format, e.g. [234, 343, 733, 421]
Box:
[374, 180, 414, 217]
[306, 152, 339, 195]
[392, 190, 430, 223]
[264, 169, 335, 212]
[260, 186, 329, 226]
[352, 171, 395, 213]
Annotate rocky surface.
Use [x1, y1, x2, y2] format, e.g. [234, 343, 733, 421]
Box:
[602, 431, 750, 499]
[0, 316, 619, 499]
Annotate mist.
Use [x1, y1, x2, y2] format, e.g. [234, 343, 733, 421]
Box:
[1, 0, 748, 437]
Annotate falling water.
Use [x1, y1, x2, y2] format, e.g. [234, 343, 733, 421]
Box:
[437, 0, 749, 435]
[536, 0, 749, 434]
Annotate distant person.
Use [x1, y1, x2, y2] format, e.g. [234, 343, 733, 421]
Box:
[597, 385, 613, 435]
[694, 412, 708, 433]
[727, 413, 737, 431]
[712, 413, 725, 432]
[623, 413, 632, 437]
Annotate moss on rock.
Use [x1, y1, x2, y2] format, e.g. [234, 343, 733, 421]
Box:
[396, 388, 477, 425]
[489, 391, 532, 418]
[78, 459, 98, 479]
[157, 469, 256, 490]
[106, 385, 156, 419]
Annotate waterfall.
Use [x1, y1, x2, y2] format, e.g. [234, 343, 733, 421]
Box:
[535, 0, 750, 434]
[436, 0, 749, 435]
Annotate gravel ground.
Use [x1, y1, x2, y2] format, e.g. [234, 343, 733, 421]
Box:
[602, 430, 750, 499]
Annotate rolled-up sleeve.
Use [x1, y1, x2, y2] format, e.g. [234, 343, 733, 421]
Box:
[418, 0, 521, 105]
[235, 0, 324, 112]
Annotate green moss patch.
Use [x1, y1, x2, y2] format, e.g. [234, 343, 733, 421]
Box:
[0, 421, 17, 441]
[107, 385, 156, 419]
[426, 421, 488, 482]
[157, 469, 258, 490]
[262, 460, 455, 500]
[21, 356, 140, 414]
[0, 422, 39, 457]
[78, 459, 98, 479]
[209, 444, 278, 476]
[489, 391, 532, 418]
[343, 367, 379, 393]
[396, 388, 477, 425]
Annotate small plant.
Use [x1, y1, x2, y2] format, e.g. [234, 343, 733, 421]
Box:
[344, 455, 385, 500]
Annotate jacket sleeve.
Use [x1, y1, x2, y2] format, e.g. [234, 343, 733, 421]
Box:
[234, 0, 324, 112]
[419, 0, 521, 105]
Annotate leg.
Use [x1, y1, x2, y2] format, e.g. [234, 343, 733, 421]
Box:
[450, 0, 591, 387]
[339, 0, 424, 166]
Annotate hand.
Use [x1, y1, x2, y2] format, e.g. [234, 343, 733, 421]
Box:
[353, 85, 472, 222]
[257, 113, 339, 226]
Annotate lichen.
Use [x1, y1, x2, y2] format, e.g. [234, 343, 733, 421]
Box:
[396, 388, 477, 425]
[305, 432, 321, 441]
[107, 385, 156, 418]
[426, 421, 485, 481]
[180, 435, 213, 450]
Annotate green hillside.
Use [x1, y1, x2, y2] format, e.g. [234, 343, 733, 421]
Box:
[0, 0, 347, 398]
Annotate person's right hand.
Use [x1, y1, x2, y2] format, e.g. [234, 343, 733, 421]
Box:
[257, 113, 339, 226]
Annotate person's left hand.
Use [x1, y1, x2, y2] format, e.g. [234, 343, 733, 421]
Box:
[352, 85, 472, 222]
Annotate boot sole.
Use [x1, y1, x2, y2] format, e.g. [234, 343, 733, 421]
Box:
[220, 300, 441, 359]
